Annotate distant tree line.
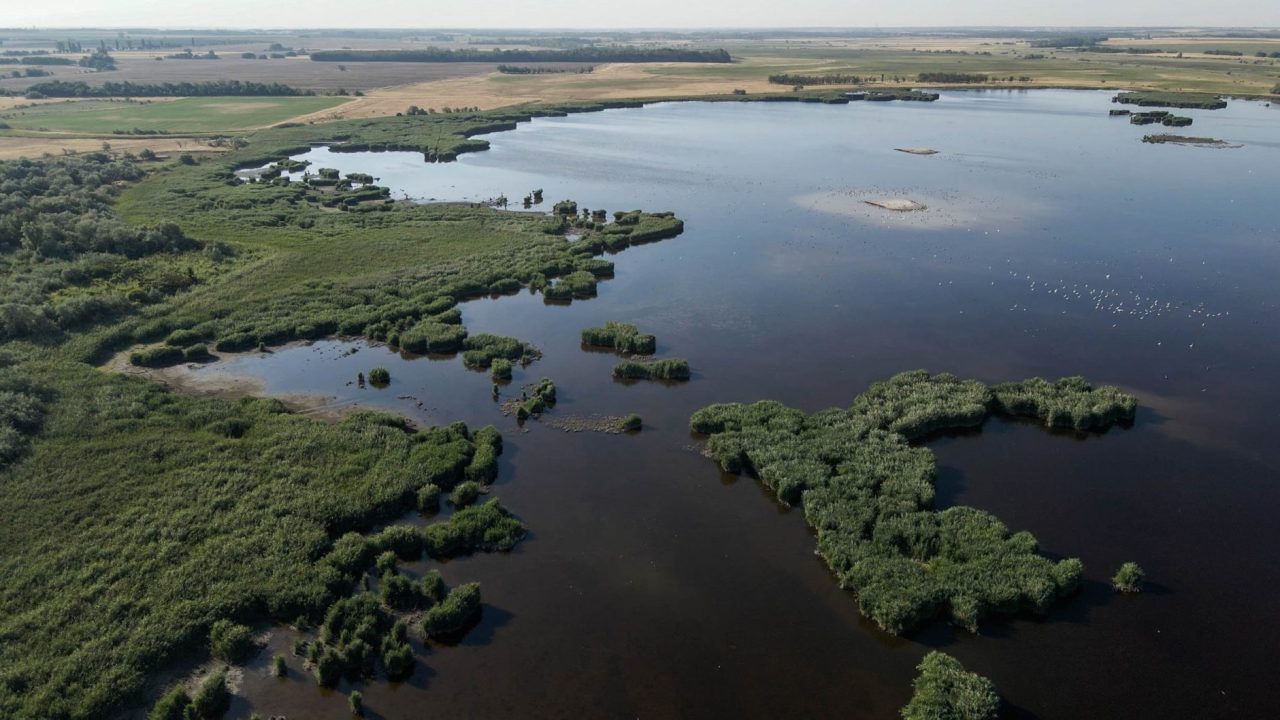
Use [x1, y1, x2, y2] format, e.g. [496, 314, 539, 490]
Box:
[1030, 35, 1107, 48]
[165, 50, 220, 60]
[1203, 49, 1245, 56]
[310, 47, 732, 64]
[496, 64, 594, 74]
[23, 80, 314, 97]
[917, 72, 990, 83]
[19, 56, 75, 66]
[1087, 46, 1166, 54]
[768, 73, 863, 85]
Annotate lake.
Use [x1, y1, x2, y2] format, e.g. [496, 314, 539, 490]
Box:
[221, 90, 1280, 718]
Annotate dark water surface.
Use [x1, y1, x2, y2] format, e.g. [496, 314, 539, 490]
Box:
[223, 91, 1280, 718]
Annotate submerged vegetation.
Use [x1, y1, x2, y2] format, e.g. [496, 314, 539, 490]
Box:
[690, 370, 1136, 634]
[581, 321, 656, 354]
[902, 651, 1000, 720]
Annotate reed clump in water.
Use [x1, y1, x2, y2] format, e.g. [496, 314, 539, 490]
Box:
[690, 370, 1136, 635]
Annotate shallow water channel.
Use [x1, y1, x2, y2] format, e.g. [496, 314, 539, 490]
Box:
[216, 91, 1280, 718]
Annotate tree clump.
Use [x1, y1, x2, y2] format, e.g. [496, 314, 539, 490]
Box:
[581, 321, 656, 354]
[690, 370, 1136, 634]
[902, 651, 1000, 720]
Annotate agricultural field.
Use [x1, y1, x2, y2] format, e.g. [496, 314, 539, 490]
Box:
[0, 54, 503, 94]
[0, 96, 351, 134]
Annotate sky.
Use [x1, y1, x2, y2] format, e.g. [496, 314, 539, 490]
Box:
[2, 0, 1278, 30]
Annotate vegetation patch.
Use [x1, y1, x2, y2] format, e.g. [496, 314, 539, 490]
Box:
[689, 370, 1136, 634]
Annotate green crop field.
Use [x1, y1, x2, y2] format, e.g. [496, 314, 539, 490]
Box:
[0, 96, 350, 134]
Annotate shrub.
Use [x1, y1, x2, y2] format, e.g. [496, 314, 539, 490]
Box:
[421, 582, 482, 638]
[491, 357, 513, 380]
[532, 377, 556, 403]
[130, 345, 185, 368]
[367, 367, 390, 385]
[382, 640, 414, 680]
[400, 321, 467, 353]
[902, 651, 1000, 720]
[371, 524, 422, 560]
[422, 499, 526, 557]
[214, 332, 256, 353]
[992, 376, 1136, 431]
[461, 333, 528, 368]
[271, 654, 286, 677]
[1113, 562, 1145, 593]
[323, 532, 372, 577]
[313, 647, 344, 687]
[542, 270, 597, 301]
[147, 685, 191, 720]
[380, 574, 419, 609]
[621, 413, 642, 431]
[182, 343, 212, 362]
[419, 569, 447, 605]
[189, 670, 231, 719]
[581, 321, 656, 354]
[375, 550, 398, 577]
[450, 480, 481, 507]
[349, 690, 363, 715]
[417, 483, 442, 513]
[164, 328, 204, 346]
[209, 619, 254, 663]
[613, 358, 690, 381]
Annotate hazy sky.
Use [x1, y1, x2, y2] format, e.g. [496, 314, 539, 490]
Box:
[3, 0, 1278, 29]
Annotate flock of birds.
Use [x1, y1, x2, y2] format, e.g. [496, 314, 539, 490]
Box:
[1006, 270, 1227, 328]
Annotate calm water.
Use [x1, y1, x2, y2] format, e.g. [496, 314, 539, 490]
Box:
[220, 91, 1280, 719]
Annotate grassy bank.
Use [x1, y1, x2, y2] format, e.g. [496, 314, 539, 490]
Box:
[0, 96, 350, 134]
